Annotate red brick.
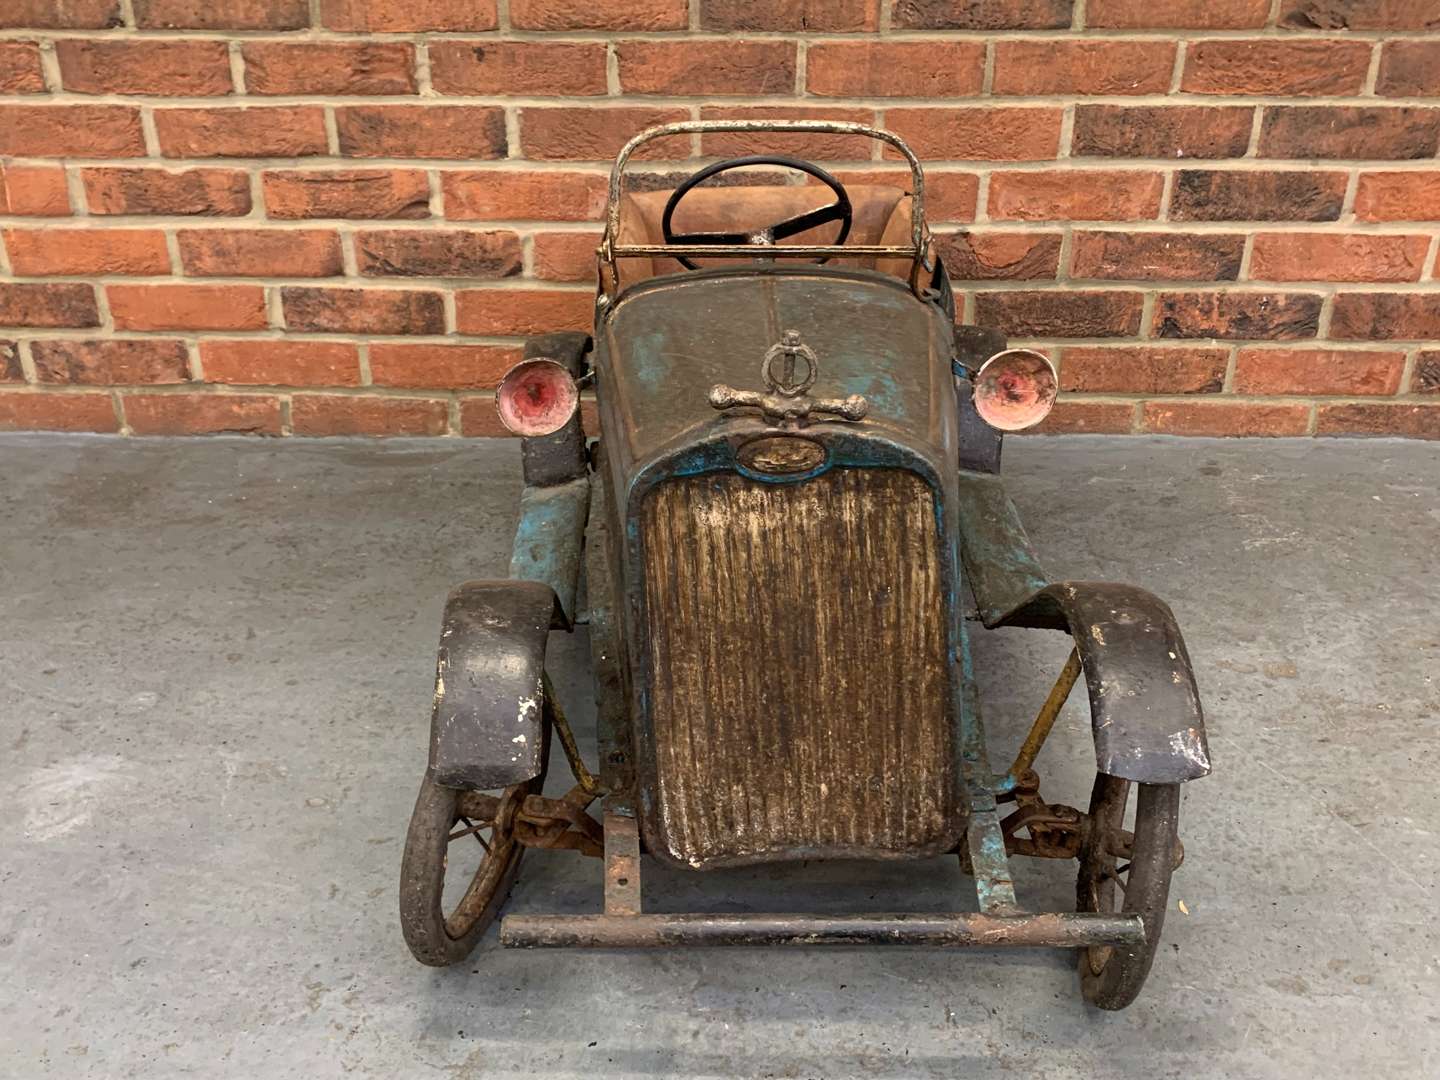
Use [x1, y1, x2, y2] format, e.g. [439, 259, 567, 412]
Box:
[455, 288, 591, 336]
[1072, 106, 1253, 159]
[700, 107, 877, 161]
[320, 0, 496, 30]
[1251, 234, 1429, 283]
[430, 41, 606, 97]
[57, 40, 231, 96]
[615, 165, 764, 195]
[178, 229, 343, 277]
[616, 40, 795, 96]
[242, 42, 415, 96]
[532, 232, 601, 282]
[579, 397, 599, 433]
[702, 0, 878, 30]
[108, 284, 268, 331]
[0, 284, 100, 328]
[460, 397, 514, 436]
[0, 42, 45, 94]
[0, 342, 20, 383]
[443, 171, 606, 222]
[634, 165, 766, 197]
[291, 394, 448, 437]
[32, 339, 189, 385]
[884, 108, 1062, 162]
[356, 229, 522, 278]
[0, 1, 121, 29]
[1171, 170, 1346, 222]
[988, 171, 1163, 221]
[1183, 40, 1371, 96]
[520, 107, 690, 161]
[1331, 293, 1440, 340]
[5, 229, 169, 276]
[200, 340, 359, 387]
[1028, 400, 1136, 435]
[973, 291, 1143, 337]
[124, 392, 281, 435]
[510, 0, 685, 30]
[156, 107, 329, 159]
[1258, 107, 1440, 160]
[370, 342, 519, 389]
[1414, 351, 1440, 393]
[1142, 401, 1310, 436]
[993, 41, 1174, 95]
[0, 106, 144, 157]
[1087, 0, 1268, 26]
[134, 0, 308, 28]
[1316, 402, 1440, 439]
[263, 170, 430, 220]
[1071, 232, 1244, 281]
[807, 42, 983, 98]
[282, 286, 445, 334]
[0, 165, 70, 217]
[934, 231, 1061, 281]
[1234, 347, 1406, 395]
[0, 391, 118, 432]
[1061, 346, 1227, 394]
[84, 168, 252, 217]
[1153, 292, 1322, 340]
[336, 106, 506, 161]
[1376, 41, 1440, 97]
[1279, 1, 1440, 31]
[892, 0, 1072, 29]
[1354, 172, 1440, 221]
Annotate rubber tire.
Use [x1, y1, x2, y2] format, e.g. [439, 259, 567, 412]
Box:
[400, 706, 551, 969]
[1076, 777, 1181, 1010]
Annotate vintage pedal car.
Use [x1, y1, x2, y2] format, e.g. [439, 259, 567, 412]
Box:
[398, 121, 1210, 1009]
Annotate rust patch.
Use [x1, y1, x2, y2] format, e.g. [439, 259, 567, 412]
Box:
[604, 811, 641, 916]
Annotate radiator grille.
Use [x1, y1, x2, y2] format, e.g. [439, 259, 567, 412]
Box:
[639, 467, 957, 867]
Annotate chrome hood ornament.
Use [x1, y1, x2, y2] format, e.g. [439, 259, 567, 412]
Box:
[709, 330, 868, 430]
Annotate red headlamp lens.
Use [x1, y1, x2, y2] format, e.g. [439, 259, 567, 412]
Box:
[495, 358, 580, 437]
[973, 348, 1058, 432]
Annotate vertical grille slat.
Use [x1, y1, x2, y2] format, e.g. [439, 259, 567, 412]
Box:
[640, 468, 957, 867]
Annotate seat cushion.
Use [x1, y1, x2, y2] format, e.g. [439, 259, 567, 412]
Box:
[615, 183, 917, 286]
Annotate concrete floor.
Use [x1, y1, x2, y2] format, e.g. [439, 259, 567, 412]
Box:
[0, 432, 1436, 1079]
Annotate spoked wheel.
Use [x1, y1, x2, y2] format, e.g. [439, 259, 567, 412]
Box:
[399, 733, 549, 967]
[1075, 775, 1181, 1010]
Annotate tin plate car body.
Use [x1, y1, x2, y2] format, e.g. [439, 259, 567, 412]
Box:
[397, 121, 1211, 1010]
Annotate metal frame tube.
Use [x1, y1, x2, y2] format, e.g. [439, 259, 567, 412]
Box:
[501, 912, 1144, 949]
[996, 646, 1083, 794]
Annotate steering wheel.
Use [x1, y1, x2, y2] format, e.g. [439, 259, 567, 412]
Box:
[661, 155, 853, 272]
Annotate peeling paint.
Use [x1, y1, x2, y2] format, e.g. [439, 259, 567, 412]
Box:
[1168, 728, 1211, 771]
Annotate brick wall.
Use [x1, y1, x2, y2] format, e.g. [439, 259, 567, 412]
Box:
[0, 0, 1437, 439]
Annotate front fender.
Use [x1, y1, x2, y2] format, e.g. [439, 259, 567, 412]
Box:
[956, 470, 1210, 785]
[428, 580, 561, 790]
[994, 582, 1210, 784]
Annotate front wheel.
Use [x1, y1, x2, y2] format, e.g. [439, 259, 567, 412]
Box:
[1075, 776, 1181, 1010]
[399, 714, 550, 967]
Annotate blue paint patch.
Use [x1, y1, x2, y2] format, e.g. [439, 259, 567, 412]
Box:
[628, 330, 670, 396]
[734, 460, 831, 485]
[836, 370, 905, 419]
[509, 477, 589, 621]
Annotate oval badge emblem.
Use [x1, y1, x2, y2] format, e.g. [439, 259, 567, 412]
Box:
[737, 435, 827, 477]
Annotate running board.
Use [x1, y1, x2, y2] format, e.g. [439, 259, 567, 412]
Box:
[500, 912, 1143, 949]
